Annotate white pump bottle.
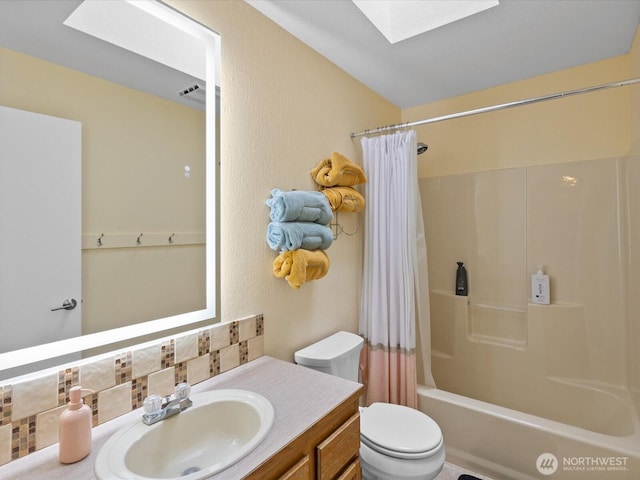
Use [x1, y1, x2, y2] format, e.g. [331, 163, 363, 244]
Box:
[531, 265, 550, 305]
[59, 386, 93, 464]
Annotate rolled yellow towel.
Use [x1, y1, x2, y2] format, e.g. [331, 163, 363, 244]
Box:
[273, 249, 330, 289]
[311, 152, 367, 187]
[321, 187, 365, 213]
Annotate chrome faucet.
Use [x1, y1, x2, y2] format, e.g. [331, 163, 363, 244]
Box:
[142, 383, 192, 425]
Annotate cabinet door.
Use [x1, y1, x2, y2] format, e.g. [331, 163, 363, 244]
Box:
[317, 413, 360, 480]
[279, 455, 313, 480]
[336, 459, 361, 480]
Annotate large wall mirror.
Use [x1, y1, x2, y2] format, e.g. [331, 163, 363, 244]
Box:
[0, 0, 220, 380]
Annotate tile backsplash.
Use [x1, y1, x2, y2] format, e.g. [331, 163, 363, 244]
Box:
[0, 314, 264, 465]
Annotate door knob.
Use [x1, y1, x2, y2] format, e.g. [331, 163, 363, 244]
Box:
[51, 298, 77, 311]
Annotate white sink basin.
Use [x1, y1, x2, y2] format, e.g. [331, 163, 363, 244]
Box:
[94, 389, 275, 480]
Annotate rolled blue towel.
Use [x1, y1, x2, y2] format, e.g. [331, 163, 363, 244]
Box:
[267, 222, 333, 252]
[266, 189, 333, 225]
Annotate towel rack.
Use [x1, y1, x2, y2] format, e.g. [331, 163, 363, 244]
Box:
[331, 212, 359, 239]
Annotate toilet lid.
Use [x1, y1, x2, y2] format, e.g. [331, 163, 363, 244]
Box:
[360, 403, 443, 458]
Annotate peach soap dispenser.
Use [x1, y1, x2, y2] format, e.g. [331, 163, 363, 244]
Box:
[59, 386, 93, 464]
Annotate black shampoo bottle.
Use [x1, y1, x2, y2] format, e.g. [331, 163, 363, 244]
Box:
[455, 262, 468, 296]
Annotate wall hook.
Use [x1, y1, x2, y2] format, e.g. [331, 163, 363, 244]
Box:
[137, 233, 144, 245]
[168, 233, 175, 244]
[97, 233, 104, 247]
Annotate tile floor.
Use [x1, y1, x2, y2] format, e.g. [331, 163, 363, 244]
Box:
[436, 461, 494, 480]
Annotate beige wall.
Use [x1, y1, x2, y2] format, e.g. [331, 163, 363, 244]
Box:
[0, 47, 206, 336]
[0, 47, 206, 234]
[168, 1, 399, 361]
[405, 54, 632, 178]
[632, 23, 640, 155]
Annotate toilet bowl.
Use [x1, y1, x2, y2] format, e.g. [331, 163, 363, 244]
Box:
[359, 402, 445, 480]
[294, 331, 445, 480]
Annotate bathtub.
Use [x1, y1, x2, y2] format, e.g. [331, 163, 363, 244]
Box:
[417, 386, 640, 480]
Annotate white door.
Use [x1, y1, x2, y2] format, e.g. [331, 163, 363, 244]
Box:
[0, 106, 82, 366]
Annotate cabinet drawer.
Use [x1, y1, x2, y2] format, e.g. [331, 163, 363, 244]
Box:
[279, 455, 312, 480]
[317, 413, 360, 480]
[335, 458, 361, 480]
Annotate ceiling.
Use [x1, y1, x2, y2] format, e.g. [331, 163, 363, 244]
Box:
[0, 0, 206, 110]
[246, 0, 640, 109]
[2, 1, 638, 111]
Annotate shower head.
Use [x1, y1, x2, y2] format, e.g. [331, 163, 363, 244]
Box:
[417, 142, 429, 155]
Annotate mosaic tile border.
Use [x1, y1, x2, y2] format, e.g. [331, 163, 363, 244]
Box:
[12, 416, 35, 459]
[1, 386, 12, 427]
[161, 339, 176, 369]
[57, 368, 79, 406]
[0, 314, 264, 465]
[115, 352, 133, 386]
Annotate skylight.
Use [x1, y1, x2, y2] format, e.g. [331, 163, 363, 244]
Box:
[352, 0, 499, 44]
[64, 0, 205, 80]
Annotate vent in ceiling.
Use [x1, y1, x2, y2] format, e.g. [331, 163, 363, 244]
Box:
[178, 83, 206, 105]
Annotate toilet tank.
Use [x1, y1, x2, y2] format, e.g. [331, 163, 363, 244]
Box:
[294, 331, 364, 382]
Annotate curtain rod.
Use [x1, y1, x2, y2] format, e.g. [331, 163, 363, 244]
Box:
[350, 77, 640, 138]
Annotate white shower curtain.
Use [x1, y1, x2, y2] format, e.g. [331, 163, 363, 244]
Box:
[359, 130, 435, 409]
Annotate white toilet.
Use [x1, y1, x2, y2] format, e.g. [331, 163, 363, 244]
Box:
[294, 331, 445, 480]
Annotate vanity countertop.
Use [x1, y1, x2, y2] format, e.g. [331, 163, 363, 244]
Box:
[0, 355, 363, 480]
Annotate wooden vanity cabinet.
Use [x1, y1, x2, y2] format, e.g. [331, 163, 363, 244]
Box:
[245, 387, 363, 480]
[279, 455, 312, 480]
[316, 413, 361, 480]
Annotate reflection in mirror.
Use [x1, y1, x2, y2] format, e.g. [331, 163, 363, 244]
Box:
[0, 0, 219, 379]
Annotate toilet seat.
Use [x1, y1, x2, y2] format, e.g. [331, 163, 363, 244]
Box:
[360, 403, 443, 460]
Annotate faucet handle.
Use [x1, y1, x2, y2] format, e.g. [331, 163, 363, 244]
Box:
[143, 394, 163, 416]
[174, 383, 191, 401]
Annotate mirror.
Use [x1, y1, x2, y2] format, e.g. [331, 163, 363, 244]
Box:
[0, 0, 220, 379]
